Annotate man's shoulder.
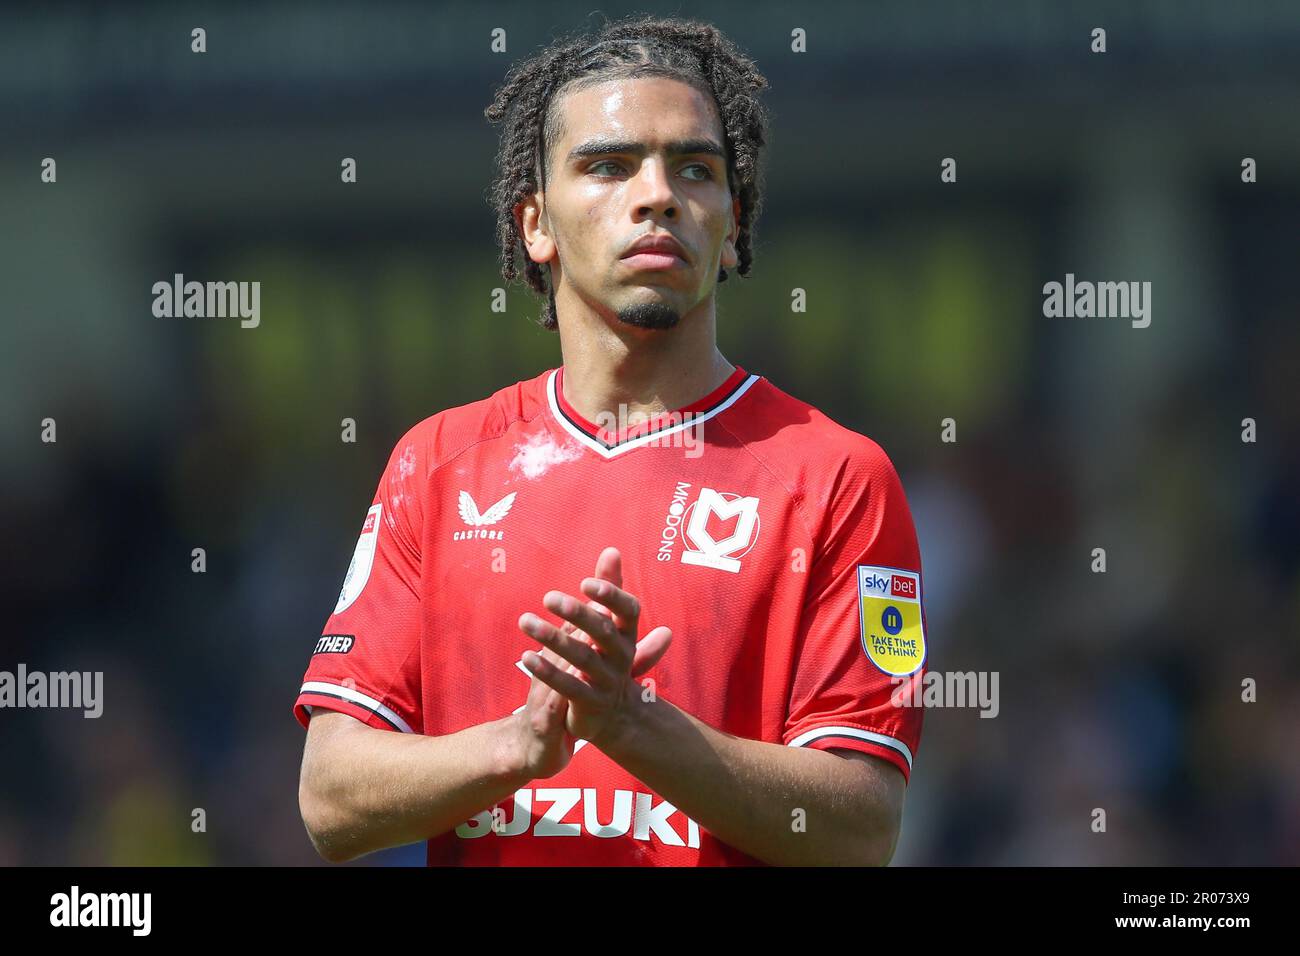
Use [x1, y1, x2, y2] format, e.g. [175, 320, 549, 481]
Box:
[740, 374, 895, 471]
[741, 376, 913, 551]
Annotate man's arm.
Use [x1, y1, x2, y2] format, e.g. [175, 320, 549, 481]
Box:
[298, 643, 577, 863]
[599, 695, 906, 866]
[299, 710, 521, 863]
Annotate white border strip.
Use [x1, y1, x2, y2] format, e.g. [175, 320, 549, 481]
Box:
[787, 725, 913, 768]
[299, 680, 414, 733]
[546, 368, 760, 459]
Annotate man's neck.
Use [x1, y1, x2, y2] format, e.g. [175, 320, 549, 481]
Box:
[555, 304, 736, 428]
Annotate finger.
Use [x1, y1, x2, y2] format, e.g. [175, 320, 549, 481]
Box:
[630, 625, 673, 678]
[538, 648, 572, 722]
[520, 650, 602, 706]
[593, 546, 623, 590]
[587, 548, 623, 633]
[579, 577, 640, 632]
[523, 644, 564, 721]
[545, 641, 585, 681]
[520, 611, 618, 689]
[540, 591, 631, 666]
[524, 650, 553, 709]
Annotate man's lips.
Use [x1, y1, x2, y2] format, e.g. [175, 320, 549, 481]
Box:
[620, 250, 686, 270]
[620, 236, 687, 270]
[620, 235, 687, 263]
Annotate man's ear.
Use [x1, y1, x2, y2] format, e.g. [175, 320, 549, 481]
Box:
[516, 191, 556, 265]
[721, 195, 741, 270]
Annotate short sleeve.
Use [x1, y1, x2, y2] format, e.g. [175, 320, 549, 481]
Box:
[293, 429, 426, 734]
[783, 440, 927, 783]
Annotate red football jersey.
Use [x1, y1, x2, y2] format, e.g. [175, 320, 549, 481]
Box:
[293, 364, 928, 865]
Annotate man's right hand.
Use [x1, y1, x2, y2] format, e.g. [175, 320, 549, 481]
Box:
[509, 591, 620, 779]
[508, 637, 579, 779]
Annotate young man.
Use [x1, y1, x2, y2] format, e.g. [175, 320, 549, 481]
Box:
[294, 16, 928, 866]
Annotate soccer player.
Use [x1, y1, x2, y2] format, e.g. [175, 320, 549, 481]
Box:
[294, 15, 928, 866]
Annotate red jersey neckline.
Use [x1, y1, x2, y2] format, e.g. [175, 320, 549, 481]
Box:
[554, 363, 749, 449]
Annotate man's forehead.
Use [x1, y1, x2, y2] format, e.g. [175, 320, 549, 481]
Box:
[554, 76, 723, 151]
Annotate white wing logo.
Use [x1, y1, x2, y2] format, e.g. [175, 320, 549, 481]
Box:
[458, 490, 517, 527]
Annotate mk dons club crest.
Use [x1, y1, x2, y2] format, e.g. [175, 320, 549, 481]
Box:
[680, 487, 760, 573]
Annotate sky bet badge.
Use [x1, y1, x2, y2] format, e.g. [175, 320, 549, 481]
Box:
[857, 565, 926, 676]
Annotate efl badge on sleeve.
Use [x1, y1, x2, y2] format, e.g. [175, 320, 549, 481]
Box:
[335, 504, 382, 614]
[857, 565, 926, 676]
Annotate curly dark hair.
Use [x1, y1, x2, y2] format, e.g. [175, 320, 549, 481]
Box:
[483, 14, 770, 331]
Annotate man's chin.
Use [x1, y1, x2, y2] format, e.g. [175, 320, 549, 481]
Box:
[614, 300, 682, 331]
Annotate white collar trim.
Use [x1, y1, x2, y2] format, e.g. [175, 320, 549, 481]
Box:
[545, 368, 759, 459]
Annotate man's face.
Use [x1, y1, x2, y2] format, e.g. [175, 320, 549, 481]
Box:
[518, 75, 741, 331]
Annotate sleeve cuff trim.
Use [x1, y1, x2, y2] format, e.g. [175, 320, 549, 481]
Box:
[299, 681, 415, 733]
[787, 725, 913, 768]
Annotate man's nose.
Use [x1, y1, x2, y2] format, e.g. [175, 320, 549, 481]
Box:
[630, 159, 678, 217]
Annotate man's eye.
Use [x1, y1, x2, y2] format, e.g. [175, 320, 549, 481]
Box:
[588, 161, 713, 180]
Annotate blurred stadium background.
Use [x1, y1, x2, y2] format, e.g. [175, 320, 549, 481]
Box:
[1, 1, 1297, 865]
